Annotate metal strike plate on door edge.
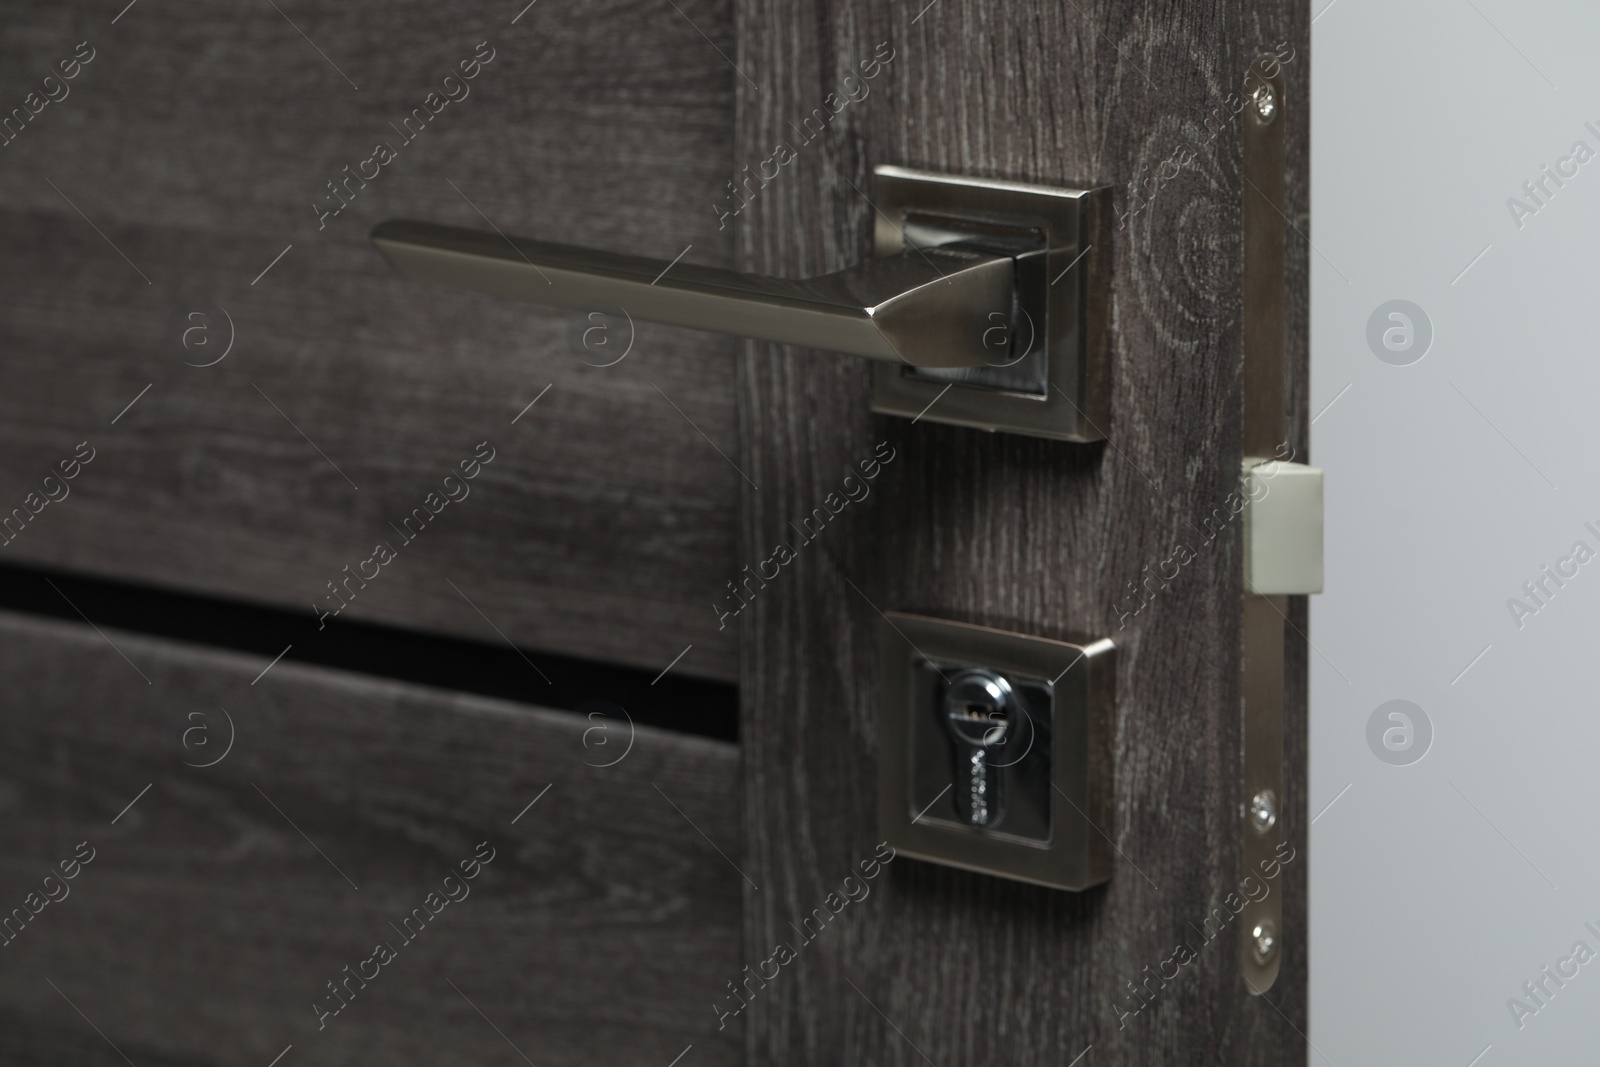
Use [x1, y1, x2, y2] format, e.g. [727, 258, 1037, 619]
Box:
[1240, 51, 1297, 997]
[870, 167, 1112, 442]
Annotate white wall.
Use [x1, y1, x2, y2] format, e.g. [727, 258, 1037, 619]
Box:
[1312, 1, 1600, 1063]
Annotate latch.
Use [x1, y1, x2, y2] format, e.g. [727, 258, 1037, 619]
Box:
[1244, 458, 1324, 596]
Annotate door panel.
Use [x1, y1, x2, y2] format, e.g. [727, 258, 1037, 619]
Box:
[0, 611, 742, 1066]
[735, 3, 1308, 1063]
[0, 0, 739, 679]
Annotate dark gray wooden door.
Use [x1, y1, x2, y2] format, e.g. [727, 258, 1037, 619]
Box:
[0, 1, 748, 1063]
[0, 611, 742, 1066]
[0, 0, 1307, 1064]
[0, 0, 741, 680]
[731, 3, 1309, 1065]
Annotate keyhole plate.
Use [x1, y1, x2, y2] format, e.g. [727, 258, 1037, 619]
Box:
[878, 612, 1115, 892]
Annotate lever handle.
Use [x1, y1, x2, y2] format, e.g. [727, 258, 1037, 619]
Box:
[370, 220, 1015, 369]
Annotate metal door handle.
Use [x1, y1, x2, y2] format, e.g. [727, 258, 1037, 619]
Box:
[370, 219, 1016, 369]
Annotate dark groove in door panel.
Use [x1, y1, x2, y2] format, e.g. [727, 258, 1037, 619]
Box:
[0, 560, 738, 742]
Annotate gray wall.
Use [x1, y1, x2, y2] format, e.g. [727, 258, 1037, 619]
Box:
[1311, 1, 1599, 1062]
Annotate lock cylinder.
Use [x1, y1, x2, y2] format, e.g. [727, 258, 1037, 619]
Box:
[943, 669, 1014, 829]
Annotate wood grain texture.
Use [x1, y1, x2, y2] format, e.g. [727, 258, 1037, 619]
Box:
[0, 609, 743, 1067]
[0, 0, 742, 680]
[733, 4, 1308, 1064]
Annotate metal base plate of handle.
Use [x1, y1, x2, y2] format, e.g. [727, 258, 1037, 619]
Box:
[869, 166, 1111, 442]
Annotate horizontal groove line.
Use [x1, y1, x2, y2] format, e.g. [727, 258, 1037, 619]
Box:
[0, 560, 738, 743]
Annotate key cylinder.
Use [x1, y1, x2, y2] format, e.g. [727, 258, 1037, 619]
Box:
[943, 668, 1014, 829]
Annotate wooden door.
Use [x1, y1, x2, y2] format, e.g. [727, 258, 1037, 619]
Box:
[0, 2, 746, 1064]
[0, 0, 1308, 1064]
[731, 3, 1308, 1064]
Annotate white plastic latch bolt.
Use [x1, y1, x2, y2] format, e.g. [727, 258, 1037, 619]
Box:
[1242, 459, 1323, 595]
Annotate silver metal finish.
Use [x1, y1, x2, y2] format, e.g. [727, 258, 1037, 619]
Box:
[370, 219, 1013, 369]
[1241, 53, 1290, 996]
[878, 613, 1114, 892]
[870, 167, 1112, 441]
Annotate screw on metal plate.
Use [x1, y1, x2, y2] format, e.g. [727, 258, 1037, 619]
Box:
[1248, 789, 1278, 835]
[1251, 83, 1278, 123]
[1250, 921, 1278, 966]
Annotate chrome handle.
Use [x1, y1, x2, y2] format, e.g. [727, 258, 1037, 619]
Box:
[370, 219, 1016, 369]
